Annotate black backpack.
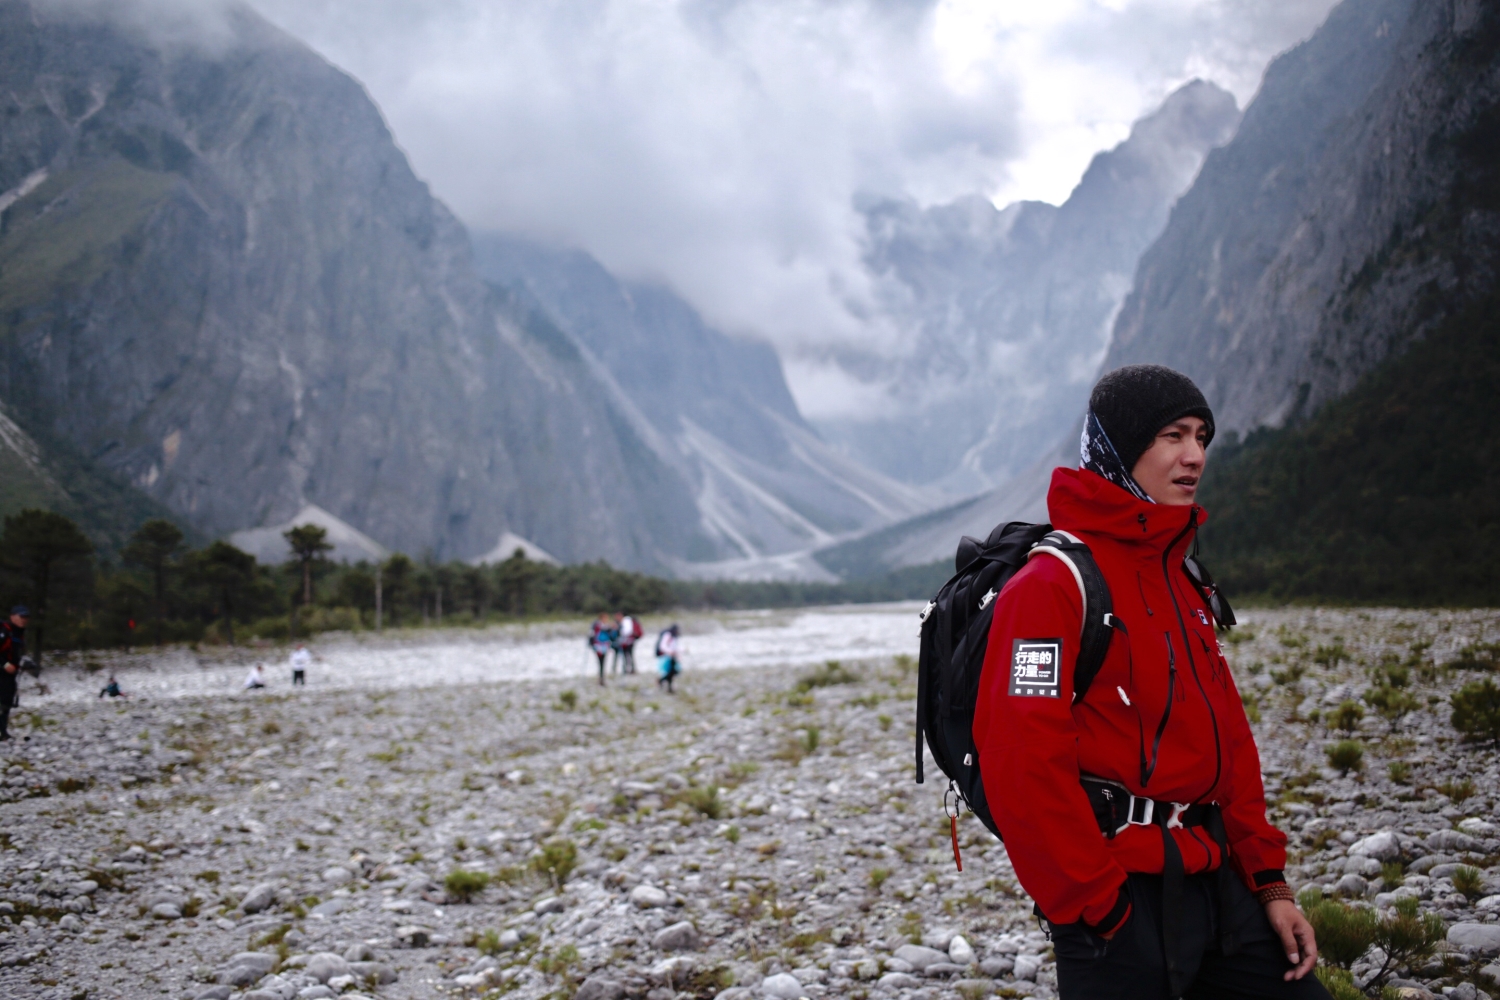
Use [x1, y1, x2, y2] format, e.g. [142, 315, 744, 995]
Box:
[914, 521, 1116, 841]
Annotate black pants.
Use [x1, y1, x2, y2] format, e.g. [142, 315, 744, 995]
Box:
[292, 669, 305, 686]
[0, 677, 13, 738]
[1049, 872, 1332, 1000]
[595, 651, 607, 685]
[614, 646, 635, 674]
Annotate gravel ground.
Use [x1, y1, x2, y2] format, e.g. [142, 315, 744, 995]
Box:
[2, 605, 1499, 1000]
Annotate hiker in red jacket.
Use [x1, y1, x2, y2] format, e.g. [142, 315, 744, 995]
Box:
[972, 365, 1324, 1000]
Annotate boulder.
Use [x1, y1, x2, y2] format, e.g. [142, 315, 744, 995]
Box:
[240, 882, 279, 914]
[321, 867, 353, 884]
[194, 989, 233, 1000]
[1334, 874, 1370, 898]
[1348, 831, 1401, 861]
[922, 928, 958, 951]
[1428, 830, 1480, 853]
[924, 962, 966, 977]
[305, 952, 351, 983]
[980, 957, 1014, 977]
[1450, 923, 1500, 956]
[343, 943, 376, 963]
[395, 925, 431, 947]
[759, 973, 803, 999]
[652, 921, 701, 952]
[948, 934, 976, 965]
[877, 973, 922, 990]
[892, 944, 950, 971]
[150, 903, 182, 920]
[629, 885, 669, 909]
[349, 962, 398, 985]
[227, 953, 276, 976]
[1013, 955, 1041, 981]
[534, 896, 567, 915]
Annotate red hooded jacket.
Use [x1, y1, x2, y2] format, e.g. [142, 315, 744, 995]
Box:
[972, 468, 1286, 933]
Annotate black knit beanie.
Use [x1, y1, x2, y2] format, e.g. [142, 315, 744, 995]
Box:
[1089, 364, 1215, 473]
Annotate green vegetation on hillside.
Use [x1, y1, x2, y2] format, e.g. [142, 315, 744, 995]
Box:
[1198, 295, 1500, 605]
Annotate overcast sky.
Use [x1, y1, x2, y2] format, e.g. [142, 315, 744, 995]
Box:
[245, 0, 1336, 387]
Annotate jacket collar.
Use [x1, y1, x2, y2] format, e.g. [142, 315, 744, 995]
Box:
[1047, 467, 1206, 555]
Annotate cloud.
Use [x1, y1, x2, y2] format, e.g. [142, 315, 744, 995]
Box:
[231, 0, 1339, 401]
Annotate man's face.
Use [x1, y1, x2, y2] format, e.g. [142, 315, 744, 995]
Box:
[10, 614, 28, 629]
[1130, 416, 1208, 506]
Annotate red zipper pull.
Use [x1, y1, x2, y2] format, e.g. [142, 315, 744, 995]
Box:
[945, 781, 963, 871]
[950, 813, 963, 872]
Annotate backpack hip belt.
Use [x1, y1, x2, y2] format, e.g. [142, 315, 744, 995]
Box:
[1078, 775, 1214, 839]
[1077, 774, 1239, 994]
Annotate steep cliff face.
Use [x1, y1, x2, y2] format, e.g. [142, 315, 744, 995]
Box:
[1105, 0, 1500, 436]
[0, 0, 716, 569]
[473, 235, 934, 578]
[815, 81, 1239, 493]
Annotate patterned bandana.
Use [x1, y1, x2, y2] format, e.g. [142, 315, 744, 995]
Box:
[1080, 409, 1154, 504]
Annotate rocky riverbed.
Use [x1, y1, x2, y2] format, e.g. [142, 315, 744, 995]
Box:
[2, 605, 1500, 1000]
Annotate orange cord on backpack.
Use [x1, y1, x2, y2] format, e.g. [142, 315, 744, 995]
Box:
[945, 782, 963, 872]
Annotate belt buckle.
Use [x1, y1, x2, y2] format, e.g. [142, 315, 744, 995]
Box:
[1116, 794, 1154, 835]
[1166, 803, 1189, 830]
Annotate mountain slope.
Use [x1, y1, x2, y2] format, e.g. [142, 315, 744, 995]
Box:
[0, 0, 731, 570]
[1104, 0, 1500, 435]
[472, 235, 935, 577]
[813, 81, 1238, 493]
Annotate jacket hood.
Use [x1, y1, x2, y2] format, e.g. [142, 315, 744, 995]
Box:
[1047, 467, 1208, 552]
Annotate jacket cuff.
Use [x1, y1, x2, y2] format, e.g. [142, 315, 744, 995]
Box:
[1251, 869, 1286, 888]
[1082, 884, 1132, 937]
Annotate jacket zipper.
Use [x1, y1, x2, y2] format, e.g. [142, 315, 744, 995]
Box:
[1140, 631, 1175, 787]
[1163, 507, 1223, 801]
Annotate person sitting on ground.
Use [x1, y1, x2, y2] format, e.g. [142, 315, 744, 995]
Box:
[243, 663, 267, 690]
[656, 623, 681, 694]
[973, 364, 1322, 1000]
[289, 643, 311, 687]
[99, 675, 128, 699]
[588, 613, 616, 687]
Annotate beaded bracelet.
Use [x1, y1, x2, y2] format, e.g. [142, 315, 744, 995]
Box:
[1255, 883, 1295, 906]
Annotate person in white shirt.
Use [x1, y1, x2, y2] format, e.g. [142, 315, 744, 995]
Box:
[289, 644, 311, 686]
[656, 624, 681, 694]
[243, 663, 266, 690]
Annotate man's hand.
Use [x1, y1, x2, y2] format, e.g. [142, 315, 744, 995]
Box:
[1265, 898, 1317, 980]
[2, 663, 14, 675]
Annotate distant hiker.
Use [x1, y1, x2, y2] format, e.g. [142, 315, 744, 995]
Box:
[0, 606, 27, 740]
[588, 614, 616, 687]
[655, 624, 681, 694]
[99, 675, 128, 699]
[243, 663, 267, 691]
[968, 365, 1319, 1000]
[290, 643, 311, 687]
[614, 613, 643, 674]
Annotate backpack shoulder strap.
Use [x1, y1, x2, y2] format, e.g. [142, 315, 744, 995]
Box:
[1027, 531, 1115, 703]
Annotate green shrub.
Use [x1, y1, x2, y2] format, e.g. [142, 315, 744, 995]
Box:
[869, 867, 891, 890]
[532, 838, 577, 888]
[475, 929, 503, 956]
[1452, 679, 1500, 743]
[1452, 641, 1500, 671]
[795, 661, 860, 692]
[1438, 777, 1476, 803]
[1314, 966, 1366, 1000]
[1299, 891, 1376, 968]
[1330, 700, 1364, 733]
[686, 785, 723, 819]
[878, 714, 893, 731]
[1453, 865, 1484, 899]
[1369, 896, 1447, 986]
[1326, 740, 1364, 775]
[1387, 760, 1411, 784]
[802, 726, 821, 753]
[443, 868, 490, 902]
[1314, 641, 1349, 669]
[1365, 684, 1419, 720]
[1380, 862, 1404, 891]
[556, 689, 578, 711]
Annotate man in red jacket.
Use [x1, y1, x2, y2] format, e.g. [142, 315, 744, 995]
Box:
[972, 365, 1325, 999]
